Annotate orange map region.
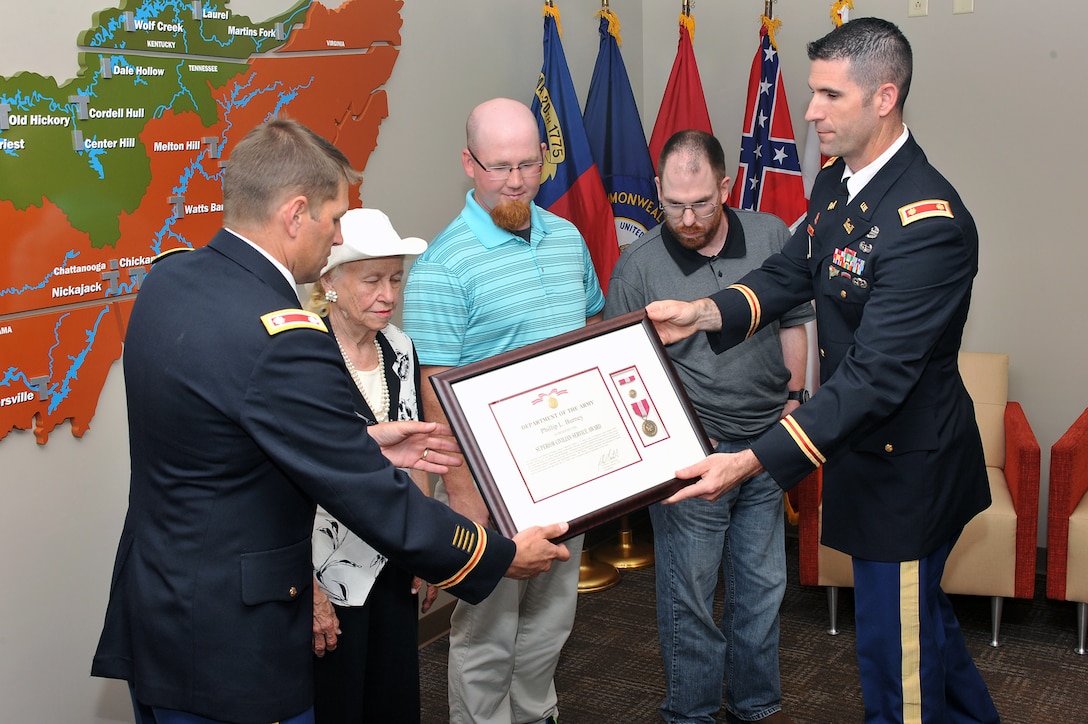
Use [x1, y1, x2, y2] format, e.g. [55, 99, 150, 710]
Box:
[277, 0, 404, 52]
[0, 0, 402, 444]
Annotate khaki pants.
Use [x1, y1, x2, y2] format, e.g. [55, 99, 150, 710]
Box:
[446, 534, 583, 724]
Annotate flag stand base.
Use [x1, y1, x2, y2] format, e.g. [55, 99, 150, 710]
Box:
[592, 515, 654, 570]
[576, 549, 621, 594]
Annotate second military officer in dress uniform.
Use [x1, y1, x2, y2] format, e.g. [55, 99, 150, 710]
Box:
[91, 117, 570, 724]
[645, 17, 999, 724]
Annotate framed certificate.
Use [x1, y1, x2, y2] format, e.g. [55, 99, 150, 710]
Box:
[431, 310, 711, 541]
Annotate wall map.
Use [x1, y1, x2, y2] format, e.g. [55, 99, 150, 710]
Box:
[1, 0, 402, 443]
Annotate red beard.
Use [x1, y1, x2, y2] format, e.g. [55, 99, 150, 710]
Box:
[490, 199, 532, 232]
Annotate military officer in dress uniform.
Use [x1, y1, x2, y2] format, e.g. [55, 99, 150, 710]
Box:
[646, 18, 999, 724]
[91, 117, 570, 724]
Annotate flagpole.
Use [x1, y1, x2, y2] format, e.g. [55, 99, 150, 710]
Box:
[583, 0, 656, 580]
[765, 0, 774, 19]
[533, 0, 621, 593]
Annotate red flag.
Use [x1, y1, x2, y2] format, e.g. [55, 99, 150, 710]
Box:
[648, 14, 713, 174]
[728, 16, 808, 231]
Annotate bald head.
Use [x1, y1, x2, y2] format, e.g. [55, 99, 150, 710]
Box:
[466, 98, 539, 153]
[460, 98, 546, 230]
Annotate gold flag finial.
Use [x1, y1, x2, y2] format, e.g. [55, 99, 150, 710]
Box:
[830, 1, 854, 27]
[543, 1, 561, 38]
[595, 6, 621, 45]
[679, 1, 694, 40]
[761, 14, 783, 51]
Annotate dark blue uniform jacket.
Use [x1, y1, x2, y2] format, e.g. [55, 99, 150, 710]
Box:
[92, 230, 513, 723]
[707, 134, 991, 562]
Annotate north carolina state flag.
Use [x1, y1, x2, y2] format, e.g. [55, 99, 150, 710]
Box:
[647, 14, 713, 174]
[729, 17, 808, 231]
[531, 4, 619, 289]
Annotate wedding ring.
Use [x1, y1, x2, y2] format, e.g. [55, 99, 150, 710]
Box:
[422, 448, 430, 461]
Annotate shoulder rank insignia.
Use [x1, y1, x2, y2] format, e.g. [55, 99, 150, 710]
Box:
[151, 247, 193, 265]
[822, 155, 839, 169]
[898, 199, 954, 226]
[260, 309, 327, 335]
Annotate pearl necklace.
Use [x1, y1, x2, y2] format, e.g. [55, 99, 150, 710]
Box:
[337, 337, 390, 422]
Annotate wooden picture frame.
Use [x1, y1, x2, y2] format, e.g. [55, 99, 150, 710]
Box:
[431, 310, 711, 540]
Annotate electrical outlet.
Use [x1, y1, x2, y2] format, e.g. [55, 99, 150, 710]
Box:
[953, 0, 974, 13]
[908, 0, 928, 17]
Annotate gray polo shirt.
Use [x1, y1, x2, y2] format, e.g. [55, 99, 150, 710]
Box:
[604, 206, 814, 441]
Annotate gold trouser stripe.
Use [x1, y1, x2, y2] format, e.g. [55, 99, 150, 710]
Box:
[899, 560, 923, 724]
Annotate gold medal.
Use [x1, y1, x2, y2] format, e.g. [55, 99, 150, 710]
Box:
[548, 396, 558, 408]
[642, 419, 658, 437]
[628, 389, 637, 398]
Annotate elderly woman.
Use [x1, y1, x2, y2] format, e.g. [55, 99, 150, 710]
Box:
[306, 208, 432, 723]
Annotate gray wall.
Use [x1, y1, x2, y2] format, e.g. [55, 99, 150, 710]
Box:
[2, 1, 1085, 721]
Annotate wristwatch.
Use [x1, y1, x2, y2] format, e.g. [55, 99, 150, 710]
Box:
[787, 389, 810, 404]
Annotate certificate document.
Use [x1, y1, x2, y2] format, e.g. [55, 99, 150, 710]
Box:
[432, 311, 710, 539]
[488, 367, 641, 502]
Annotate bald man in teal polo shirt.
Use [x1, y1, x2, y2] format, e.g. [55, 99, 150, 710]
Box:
[403, 98, 604, 724]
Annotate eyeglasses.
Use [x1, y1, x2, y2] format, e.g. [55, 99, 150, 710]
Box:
[661, 201, 719, 220]
[468, 148, 544, 182]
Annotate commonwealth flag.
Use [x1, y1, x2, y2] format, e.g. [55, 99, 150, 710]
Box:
[584, 7, 661, 247]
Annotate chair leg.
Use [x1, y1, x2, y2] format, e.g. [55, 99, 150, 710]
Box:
[1075, 602, 1088, 656]
[826, 586, 840, 636]
[987, 596, 1003, 648]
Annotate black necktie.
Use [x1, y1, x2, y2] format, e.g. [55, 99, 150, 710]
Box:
[838, 177, 851, 202]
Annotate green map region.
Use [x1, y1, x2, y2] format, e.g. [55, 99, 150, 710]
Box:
[1, 0, 405, 443]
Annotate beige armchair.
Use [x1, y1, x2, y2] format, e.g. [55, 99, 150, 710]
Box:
[796, 352, 1041, 646]
[1045, 407, 1088, 654]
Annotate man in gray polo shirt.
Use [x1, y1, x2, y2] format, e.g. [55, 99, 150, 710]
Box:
[604, 130, 812, 724]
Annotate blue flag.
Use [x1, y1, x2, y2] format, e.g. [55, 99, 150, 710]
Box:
[532, 5, 619, 289]
[583, 9, 661, 248]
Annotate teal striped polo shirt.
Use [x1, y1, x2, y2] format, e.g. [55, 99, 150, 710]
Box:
[402, 190, 605, 367]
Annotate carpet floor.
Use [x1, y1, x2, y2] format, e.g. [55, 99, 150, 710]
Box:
[419, 533, 1086, 722]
